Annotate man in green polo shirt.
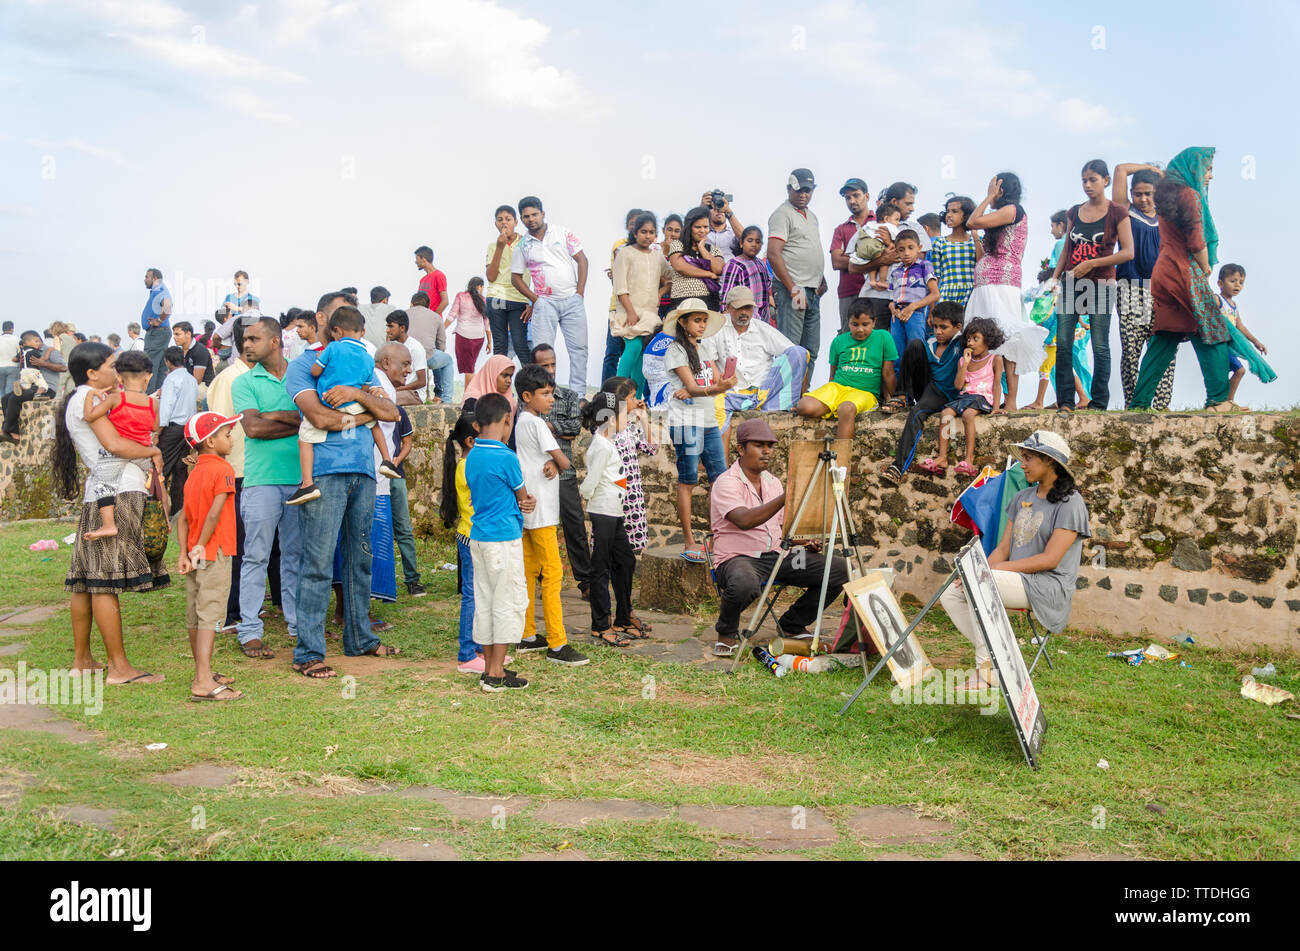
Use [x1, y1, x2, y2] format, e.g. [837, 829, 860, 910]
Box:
[230, 316, 303, 660]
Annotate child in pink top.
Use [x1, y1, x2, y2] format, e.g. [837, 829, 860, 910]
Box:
[445, 277, 492, 386]
[921, 317, 1006, 477]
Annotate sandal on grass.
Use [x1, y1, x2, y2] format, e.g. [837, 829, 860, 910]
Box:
[189, 684, 243, 702]
[292, 661, 336, 679]
[363, 643, 402, 657]
[712, 640, 738, 657]
[917, 457, 948, 476]
[239, 639, 275, 659]
[590, 629, 632, 648]
[618, 615, 653, 638]
[212, 671, 234, 686]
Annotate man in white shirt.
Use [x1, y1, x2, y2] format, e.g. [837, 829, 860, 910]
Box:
[705, 287, 810, 439]
[361, 286, 397, 351]
[126, 322, 146, 352]
[702, 189, 743, 262]
[0, 321, 18, 396]
[384, 310, 428, 405]
[510, 195, 590, 394]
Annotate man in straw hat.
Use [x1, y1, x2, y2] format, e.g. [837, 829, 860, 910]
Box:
[704, 286, 810, 437]
[938, 430, 1091, 692]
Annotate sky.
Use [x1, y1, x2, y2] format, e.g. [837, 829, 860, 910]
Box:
[3, 0, 1298, 408]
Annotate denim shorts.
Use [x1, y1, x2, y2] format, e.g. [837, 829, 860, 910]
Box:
[671, 424, 726, 485]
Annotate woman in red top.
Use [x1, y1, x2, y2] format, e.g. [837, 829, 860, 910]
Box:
[1128, 147, 1233, 410]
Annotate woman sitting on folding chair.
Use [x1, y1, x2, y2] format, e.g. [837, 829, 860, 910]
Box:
[939, 430, 1091, 692]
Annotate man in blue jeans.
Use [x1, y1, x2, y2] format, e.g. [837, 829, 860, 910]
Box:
[286, 292, 402, 678]
[767, 169, 828, 375]
[231, 316, 303, 660]
[510, 196, 590, 394]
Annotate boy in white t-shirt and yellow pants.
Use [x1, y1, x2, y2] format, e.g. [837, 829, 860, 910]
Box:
[513, 364, 590, 666]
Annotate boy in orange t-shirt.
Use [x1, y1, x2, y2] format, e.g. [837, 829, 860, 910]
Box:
[177, 411, 245, 701]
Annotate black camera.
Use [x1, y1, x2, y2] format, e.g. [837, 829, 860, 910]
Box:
[709, 188, 732, 211]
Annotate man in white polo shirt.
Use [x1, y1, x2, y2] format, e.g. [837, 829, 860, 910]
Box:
[510, 195, 590, 394]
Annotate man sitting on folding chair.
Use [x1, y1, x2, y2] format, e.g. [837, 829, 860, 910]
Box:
[708, 419, 850, 657]
[939, 431, 1091, 692]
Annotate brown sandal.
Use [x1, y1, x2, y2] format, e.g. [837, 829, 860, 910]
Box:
[590, 629, 632, 648]
[616, 616, 652, 639]
[293, 661, 336, 679]
[363, 643, 402, 657]
[239, 639, 275, 659]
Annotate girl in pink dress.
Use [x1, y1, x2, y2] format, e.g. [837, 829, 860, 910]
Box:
[923, 317, 1006, 477]
[966, 173, 1047, 410]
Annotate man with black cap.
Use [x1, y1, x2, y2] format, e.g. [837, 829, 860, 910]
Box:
[707, 418, 849, 656]
[830, 177, 873, 333]
[767, 169, 827, 372]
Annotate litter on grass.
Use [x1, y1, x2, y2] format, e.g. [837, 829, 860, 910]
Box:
[1240, 675, 1294, 707]
[1097, 759, 1110, 769]
[1107, 645, 1180, 666]
[1251, 663, 1276, 678]
[145, 742, 167, 751]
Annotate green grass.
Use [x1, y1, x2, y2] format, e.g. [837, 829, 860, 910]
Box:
[0, 519, 1296, 860]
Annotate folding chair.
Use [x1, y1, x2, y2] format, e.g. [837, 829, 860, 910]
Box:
[1009, 607, 1053, 675]
[702, 532, 785, 660]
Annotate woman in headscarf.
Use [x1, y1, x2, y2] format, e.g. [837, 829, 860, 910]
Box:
[463, 354, 517, 410]
[1128, 147, 1235, 411]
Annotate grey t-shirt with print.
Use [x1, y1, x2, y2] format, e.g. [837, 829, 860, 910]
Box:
[663, 340, 717, 429]
[1004, 486, 1090, 633]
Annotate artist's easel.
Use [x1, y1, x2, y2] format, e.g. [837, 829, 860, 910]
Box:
[731, 436, 871, 672]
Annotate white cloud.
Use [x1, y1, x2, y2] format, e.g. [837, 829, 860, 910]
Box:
[7, 135, 130, 167]
[24, 0, 188, 31]
[217, 88, 300, 126]
[116, 32, 305, 83]
[378, 0, 589, 112]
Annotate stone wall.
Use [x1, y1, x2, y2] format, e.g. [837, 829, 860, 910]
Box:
[5, 399, 1298, 651]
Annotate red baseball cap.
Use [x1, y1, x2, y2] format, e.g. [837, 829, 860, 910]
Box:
[185, 411, 243, 447]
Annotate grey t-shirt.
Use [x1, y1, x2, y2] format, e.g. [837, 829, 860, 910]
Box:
[663, 341, 717, 429]
[1005, 486, 1090, 633]
[766, 201, 824, 289]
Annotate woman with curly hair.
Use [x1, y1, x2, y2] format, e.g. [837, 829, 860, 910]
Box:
[1128, 147, 1235, 411]
[939, 430, 1090, 692]
[53, 342, 171, 685]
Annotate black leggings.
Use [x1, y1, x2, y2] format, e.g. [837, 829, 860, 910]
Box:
[589, 513, 635, 631]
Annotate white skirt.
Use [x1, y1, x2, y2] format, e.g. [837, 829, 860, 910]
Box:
[966, 283, 1047, 371]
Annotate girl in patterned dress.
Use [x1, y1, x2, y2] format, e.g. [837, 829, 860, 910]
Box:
[966, 173, 1047, 411]
[929, 195, 982, 307]
[610, 387, 659, 638]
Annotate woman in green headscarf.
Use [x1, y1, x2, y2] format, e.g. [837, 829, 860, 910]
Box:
[1128, 147, 1237, 411]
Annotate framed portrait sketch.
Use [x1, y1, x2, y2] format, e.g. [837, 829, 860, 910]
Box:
[953, 538, 1047, 769]
[843, 572, 932, 690]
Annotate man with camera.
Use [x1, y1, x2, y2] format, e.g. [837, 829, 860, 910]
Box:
[703, 189, 743, 262]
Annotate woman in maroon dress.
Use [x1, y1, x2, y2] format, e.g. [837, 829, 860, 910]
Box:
[1128, 147, 1234, 410]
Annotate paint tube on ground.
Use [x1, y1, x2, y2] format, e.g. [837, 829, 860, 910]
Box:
[751, 646, 787, 677]
[1107, 649, 1145, 666]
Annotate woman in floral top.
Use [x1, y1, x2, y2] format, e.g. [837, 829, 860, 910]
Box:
[667, 206, 724, 311]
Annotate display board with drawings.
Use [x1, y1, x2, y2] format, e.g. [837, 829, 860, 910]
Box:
[953, 538, 1047, 769]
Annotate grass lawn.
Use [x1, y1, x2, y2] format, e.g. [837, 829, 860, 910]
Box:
[0, 518, 1296, 861]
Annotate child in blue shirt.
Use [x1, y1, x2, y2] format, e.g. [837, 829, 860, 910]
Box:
[289, 305, 400, 505]
[465, 392, 536, 692]
[882, 300, 965, 484]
